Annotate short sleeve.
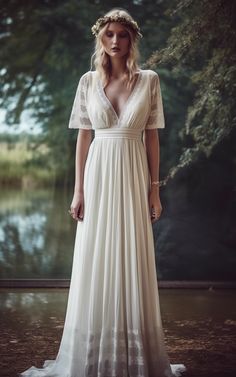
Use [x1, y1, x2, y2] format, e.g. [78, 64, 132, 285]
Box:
[68, 73, 92, 129]
[145, 73, 165, 129]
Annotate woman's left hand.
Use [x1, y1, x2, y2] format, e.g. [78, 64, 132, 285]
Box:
[148, 189, 163, 223]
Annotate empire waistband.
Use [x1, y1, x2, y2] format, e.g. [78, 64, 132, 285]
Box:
[94, 128, 143, 140]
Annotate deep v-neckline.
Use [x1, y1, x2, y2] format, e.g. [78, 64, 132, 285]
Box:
[97, 70, 142, 123]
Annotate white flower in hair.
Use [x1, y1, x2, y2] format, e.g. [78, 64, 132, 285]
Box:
[91, 13, 143, 39]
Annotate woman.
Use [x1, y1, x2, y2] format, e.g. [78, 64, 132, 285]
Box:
[19, 8, 187, 377]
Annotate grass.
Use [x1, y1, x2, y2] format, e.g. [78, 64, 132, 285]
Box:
[0, 141, 55, 188]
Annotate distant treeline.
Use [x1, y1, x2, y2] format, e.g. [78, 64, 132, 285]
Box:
[0, 135, 55, 188]
[0, 132, 39, 144]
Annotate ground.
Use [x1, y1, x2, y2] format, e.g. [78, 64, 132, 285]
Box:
[0, 288, 236, 377]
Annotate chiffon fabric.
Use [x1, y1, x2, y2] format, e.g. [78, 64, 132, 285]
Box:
[19, 69, 187, 377]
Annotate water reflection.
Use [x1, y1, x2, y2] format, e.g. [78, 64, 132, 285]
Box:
[0, 288, 235, 322]
[0, 212, 47, 255]
[0, 187, 235, 280]
[0, 188, 76, 279]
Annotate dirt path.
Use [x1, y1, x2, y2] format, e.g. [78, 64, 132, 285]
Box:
[1, 288, 235, 377]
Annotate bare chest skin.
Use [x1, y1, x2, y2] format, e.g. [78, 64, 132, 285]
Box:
[104, 73, 139, 117]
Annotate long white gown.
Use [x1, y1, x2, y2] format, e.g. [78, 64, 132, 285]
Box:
[19, 69, 187, 377]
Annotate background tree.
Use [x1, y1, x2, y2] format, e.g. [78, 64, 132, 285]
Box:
[0, 0, 177, 187]
[145, 0, 236, 184]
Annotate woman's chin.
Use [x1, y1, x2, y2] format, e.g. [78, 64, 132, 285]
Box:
[108, 51, 128, 59]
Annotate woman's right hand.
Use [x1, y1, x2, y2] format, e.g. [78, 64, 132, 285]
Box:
[69, 191, 84, 222]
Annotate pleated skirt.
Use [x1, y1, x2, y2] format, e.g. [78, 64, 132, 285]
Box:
[19, 128, 186, 377]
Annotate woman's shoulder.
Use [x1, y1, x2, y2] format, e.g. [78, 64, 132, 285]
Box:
[78, 70, 98, 86]
[82, 70, 97, 77]
[140, 69, 159, 78]
[141, 69, 159, 85]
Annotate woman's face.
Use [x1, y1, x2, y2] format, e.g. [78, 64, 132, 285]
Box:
[101, 22, 131, 58]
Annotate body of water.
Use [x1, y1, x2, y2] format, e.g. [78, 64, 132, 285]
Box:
[0, 187, 235, 280]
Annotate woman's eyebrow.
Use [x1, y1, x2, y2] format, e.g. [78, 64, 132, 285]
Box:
[106, 28, 127, 33]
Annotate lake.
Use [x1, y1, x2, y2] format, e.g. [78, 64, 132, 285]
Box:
[0, 187, 235, 280]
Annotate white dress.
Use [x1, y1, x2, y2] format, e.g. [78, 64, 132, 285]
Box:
[19, 69, 187, 377]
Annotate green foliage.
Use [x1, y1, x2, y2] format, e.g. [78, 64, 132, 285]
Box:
[145, 0, 236, 184]
[1, 0, 235, 186]
[0, 0, 175, 186]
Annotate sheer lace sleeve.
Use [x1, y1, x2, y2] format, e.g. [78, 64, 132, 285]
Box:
[68, 73, 92, 129]
[145, 73, 165, 129]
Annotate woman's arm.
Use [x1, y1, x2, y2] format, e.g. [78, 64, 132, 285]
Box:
[70, 129, 92, 221]
[144, 129, 160, 191]
[74, 129, 93, 193]
[143, 128, 163, 222]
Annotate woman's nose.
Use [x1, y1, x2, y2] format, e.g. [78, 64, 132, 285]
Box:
[112, 34, 118, 43]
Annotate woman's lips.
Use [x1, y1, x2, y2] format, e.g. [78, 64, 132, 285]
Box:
[111, 47, 120, 51]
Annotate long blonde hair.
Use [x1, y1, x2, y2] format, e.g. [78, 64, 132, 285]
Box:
[90, 8, 141, 89]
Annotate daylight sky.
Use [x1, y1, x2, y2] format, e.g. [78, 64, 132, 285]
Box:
[0, 109, 42, 134]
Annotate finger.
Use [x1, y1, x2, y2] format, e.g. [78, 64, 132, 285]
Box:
[151, 213, 157, 223]
[151, 216, 157, 224]
[70, 207, 76, 215]
[74, 211, 80, 221]
[77, 202, 84, 221]
[151, 212, 160, 222]
[151, 208, 157, 217]
[77, 213, 83, 222]
[77, 208, 84, 222]
[152, 207, 162, 217]
[79, 204, 84, 218]
[70, 208, 79, 221]
[69, 209, 75, 217]
[150, 206, 155, 216]
[71, 204, 80, 220]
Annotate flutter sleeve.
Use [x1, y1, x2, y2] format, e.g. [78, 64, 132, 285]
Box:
[68, 73, 92, 129]
[145, 72, 165, 129]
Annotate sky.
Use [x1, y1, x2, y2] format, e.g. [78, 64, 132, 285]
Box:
[0, 109, 42, 135]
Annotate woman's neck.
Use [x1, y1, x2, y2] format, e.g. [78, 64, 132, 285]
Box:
[109, 57, 127, 79]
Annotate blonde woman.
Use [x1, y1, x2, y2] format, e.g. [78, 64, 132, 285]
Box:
[19, 8, 187, 377]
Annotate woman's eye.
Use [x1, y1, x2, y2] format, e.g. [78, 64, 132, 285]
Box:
[119, 33, 129, 38]
[105, 31, 128, 38]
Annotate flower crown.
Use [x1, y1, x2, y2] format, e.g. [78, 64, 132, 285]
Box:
[91, 14, 143, 39]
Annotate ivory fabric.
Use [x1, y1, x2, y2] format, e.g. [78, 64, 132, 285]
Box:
[68, 69, 165, 131]
[19, 70, 187, 377]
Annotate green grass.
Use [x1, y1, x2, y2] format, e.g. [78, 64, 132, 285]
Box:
[0, 141, 55, 188]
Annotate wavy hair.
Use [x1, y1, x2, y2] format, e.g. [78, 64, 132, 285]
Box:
[90, 8, 141, 89]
